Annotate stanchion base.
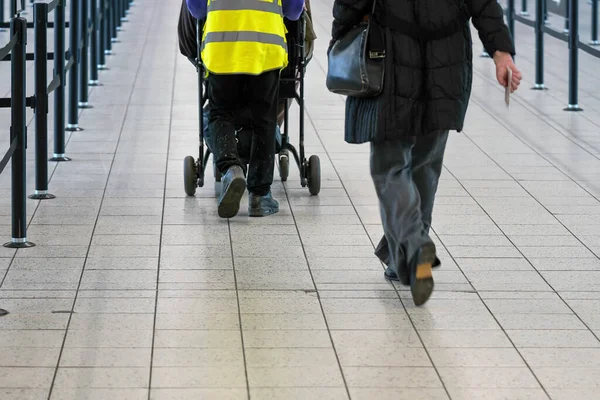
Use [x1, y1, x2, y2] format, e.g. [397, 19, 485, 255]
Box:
[89, 81, 103, 87]
[564, 105, 583, 112]
[520, 11, 529, 16]
[121, 17, 129, 22]
[98, 65, 109, 70]
[50, 155, 72, 162]
[29, 191, 56, 200]
[0, 309, 8, 317]
[111, 38, 121, 43]
[3, 240, 36, 249]
[78, 102, 94, 109]
[105, 50, 114, 55]
[480, 51, 490, 58]
[531, 84, 548, 91]
[590, 40, 600, 46]
[66, 125, 84, 132]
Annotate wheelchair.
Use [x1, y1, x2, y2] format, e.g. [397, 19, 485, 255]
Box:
[183, 15, 321, 196]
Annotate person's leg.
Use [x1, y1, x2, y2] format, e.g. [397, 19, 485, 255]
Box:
[245, 71, 279, 216]
[207, 74, 246, 218]
[412, 131, 450, 235]
[207, 74, 244, 173]
[370, 137, 436, 305]
[236, 127, 253, 167]
[379, 131, 449, 279]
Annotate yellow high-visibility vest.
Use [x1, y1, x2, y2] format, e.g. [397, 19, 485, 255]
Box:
[201, 0, 289, 75]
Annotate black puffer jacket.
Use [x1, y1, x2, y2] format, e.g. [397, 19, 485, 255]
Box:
[331, 0, 515, 143]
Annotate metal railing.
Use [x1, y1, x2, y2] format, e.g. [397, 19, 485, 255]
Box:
[0, 0, 134, 256]
[505, 0, 600, 111]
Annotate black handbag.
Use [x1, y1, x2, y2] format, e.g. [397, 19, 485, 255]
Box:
[326, 0, 385, 98]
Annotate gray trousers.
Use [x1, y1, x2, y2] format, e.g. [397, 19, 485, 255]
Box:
[371, 131, 449, 284]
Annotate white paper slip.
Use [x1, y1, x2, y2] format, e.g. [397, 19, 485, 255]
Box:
[505, 67, 512, 107]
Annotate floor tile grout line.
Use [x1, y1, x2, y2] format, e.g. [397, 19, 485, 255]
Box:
[471, 68, 600, 166]
[280, 185, 352, 400]
[439, 166, 589, 398]
[452, 128, 600, 344]
[0, 11, 108, 291]
[466, 98, 600, 259]
[43, 6, 158, 399]
[433, 239, 554, 399]
[146, 12, 180, 400]
[299, 102, 454, 399]
[227, 221, 252, 400]
[277, 102, 353, 397]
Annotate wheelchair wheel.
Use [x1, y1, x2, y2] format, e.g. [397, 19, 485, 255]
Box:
[184, 156, 197, 196]
[307, 155, 321, 196]
[278, 153, 289, 182]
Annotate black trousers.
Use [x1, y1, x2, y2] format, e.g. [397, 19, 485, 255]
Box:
[207, 71, 279, 196]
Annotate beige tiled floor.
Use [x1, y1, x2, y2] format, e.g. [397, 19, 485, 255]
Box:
[1, 0, 600, 399]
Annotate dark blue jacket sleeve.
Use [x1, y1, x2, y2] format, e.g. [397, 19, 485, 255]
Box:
[282, 0, 304, 21]
[186, 0, 207, 20]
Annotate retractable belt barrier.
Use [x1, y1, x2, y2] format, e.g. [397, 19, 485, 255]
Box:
[0, 0, 136, 261]
[506, 0, 599, 111]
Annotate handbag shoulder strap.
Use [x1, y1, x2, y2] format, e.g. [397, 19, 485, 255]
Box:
[367, 0, 385, 58]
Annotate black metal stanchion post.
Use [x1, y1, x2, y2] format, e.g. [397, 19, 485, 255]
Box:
[30, 3, 55, 200]
[565, 0, 570, 33]
[521, 0, 529, 15]
[592, 0, 599, 45]
[5, 16, 35, 249]
[51, 0, 70, 161]
[79, 0, 91, 108]
[105, 0, 113, 54]
[121, 0, 128, 22]
[0, 0, 5, 32]
[543, 0, 548, 23]
[112, 0, 119, 40]
[67, 0, 83, 131]
[507, 0, 516, 41]
[116, 0, 122, 29]
[98, 0, 108, 66]
[565, 0, 582, 110]
[89, 0, 101, 84]
[533, 0, 546, 90]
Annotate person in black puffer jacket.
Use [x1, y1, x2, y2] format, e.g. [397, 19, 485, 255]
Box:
[330, 0, 522, 306]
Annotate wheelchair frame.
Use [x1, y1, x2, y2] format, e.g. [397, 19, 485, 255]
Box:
[183, 16, 321, 197]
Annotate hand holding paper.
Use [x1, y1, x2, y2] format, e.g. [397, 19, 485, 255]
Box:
[493, 51, 522, 94]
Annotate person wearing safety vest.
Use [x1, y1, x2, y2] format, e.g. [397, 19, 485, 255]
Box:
[187, 0, 304, 219]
